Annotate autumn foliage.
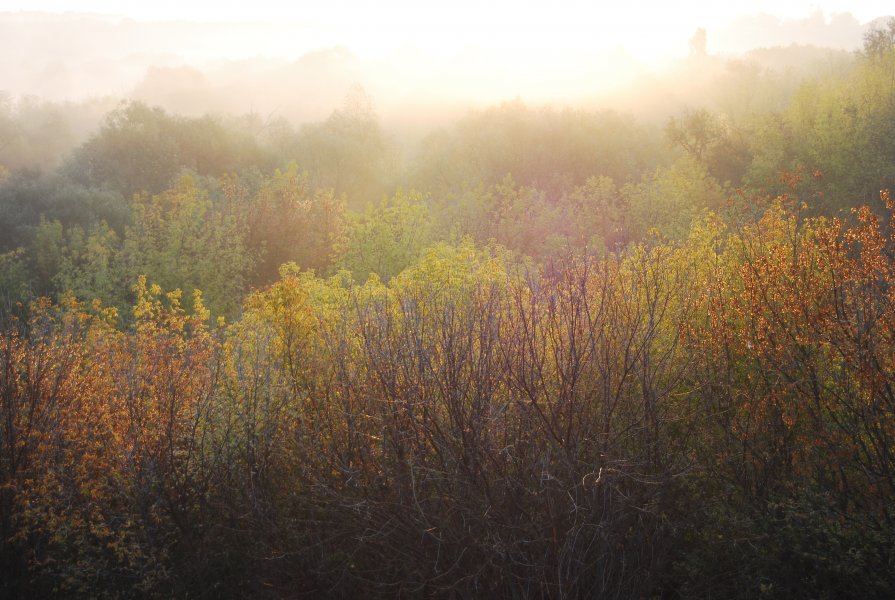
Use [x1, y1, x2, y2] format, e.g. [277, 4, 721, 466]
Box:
[0, 191, 893, 597]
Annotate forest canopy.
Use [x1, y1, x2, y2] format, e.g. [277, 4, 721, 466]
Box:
[1, 13, 895, 599]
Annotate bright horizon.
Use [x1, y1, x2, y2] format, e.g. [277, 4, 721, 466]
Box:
[0, 1, 889, 23]
[1, 0, 892, 114]
[1, 1, 891, 62]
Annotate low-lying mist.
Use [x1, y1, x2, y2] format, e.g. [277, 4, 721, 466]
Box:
[0, 10, 885, 123]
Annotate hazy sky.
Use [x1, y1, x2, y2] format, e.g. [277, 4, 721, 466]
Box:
[0, 1, 890, 23]
[1, 1, 891, 106]
[1, 1, 891, 61]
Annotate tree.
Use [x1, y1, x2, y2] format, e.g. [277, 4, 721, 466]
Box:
[242, 164, 345, 286]
[689, 27, 707, 58]
[863, 17, 895, 61]
[625, 157, 726, 240]
[293, 86, 397, 209]
[122, 176, 251, 319]
[64, 102, 271, 197]
[338, 190, 432, 282]
[567, 175, 629, 252]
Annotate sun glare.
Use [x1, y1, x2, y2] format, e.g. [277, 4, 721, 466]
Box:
[7, 0, 887, 61]
[0, 0, 890, 103]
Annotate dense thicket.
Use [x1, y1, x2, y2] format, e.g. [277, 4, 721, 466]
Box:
[1, 21, 895, 598]
[3, 198, 895, 597]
